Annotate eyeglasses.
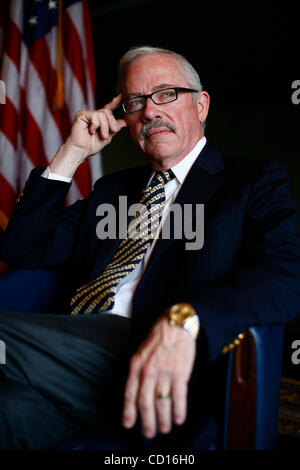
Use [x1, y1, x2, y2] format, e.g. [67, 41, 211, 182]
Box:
[121, 87, 199, 114]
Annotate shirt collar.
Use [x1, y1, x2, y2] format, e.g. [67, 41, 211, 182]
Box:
[171, 136, 207, 184]
[147, 136, 207, 186]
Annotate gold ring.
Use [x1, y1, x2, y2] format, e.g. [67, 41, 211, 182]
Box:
[156, 391, 171, 400]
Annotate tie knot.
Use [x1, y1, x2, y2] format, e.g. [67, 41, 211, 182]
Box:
[150, 169, 175, 188]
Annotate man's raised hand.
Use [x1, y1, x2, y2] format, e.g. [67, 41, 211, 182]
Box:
[49, 94, 127, 178]
[68, 94, 127, 156]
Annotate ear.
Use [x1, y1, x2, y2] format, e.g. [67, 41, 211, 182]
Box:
[197, 91, 210, 125]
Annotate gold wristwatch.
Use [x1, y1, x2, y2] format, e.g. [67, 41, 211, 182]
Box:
[166, 303, 200, 340]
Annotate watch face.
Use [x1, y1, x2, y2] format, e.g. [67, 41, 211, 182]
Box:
[169, 304, 195, 325]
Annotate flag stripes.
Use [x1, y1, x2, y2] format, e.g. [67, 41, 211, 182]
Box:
[0, 0, 101, 233]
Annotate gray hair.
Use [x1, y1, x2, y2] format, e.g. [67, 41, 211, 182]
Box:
[117, 45, 202, 101]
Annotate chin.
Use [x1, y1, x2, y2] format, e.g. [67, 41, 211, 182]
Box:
[143, 141, 178, 159]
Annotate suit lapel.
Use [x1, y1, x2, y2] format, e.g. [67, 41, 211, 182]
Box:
[125, 165, 153, 208]
[116, 142, 224, 214]
[145, 141, 224, 267]
[92, 142, 223, 278]
[90, 164, 152, 276]
[174, 141, 224, 207]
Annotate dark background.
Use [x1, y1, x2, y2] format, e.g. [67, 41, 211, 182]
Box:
[86, 0, 300, 367]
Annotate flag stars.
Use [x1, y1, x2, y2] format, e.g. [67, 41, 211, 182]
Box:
[28, 16, 38, 26]
[48, 0, 57, 9]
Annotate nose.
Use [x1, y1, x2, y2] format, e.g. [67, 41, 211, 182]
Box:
[142, 96, 162, 121]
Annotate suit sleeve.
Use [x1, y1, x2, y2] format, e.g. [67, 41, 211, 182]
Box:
[189, 161, 300, 363]
[0, 168, 92, 269]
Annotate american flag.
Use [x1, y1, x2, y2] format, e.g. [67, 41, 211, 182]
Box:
[0, 0, 101, 233]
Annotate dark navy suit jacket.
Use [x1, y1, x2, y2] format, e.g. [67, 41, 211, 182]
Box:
[1, 141, 300, 365]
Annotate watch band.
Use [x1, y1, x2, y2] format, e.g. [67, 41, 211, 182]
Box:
[182, 314, 200, 340]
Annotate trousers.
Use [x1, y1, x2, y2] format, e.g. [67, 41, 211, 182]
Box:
[0, 309, 220, 450]
[0, 310, 132, 449]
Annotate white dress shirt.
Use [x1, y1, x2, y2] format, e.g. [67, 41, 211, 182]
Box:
[42, 136, 206, 317]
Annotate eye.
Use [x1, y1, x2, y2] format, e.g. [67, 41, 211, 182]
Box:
[132, 98, 144, 107]
[156, 89, 176, 102]
[163, 90, 174, 97]
[126, 97, 144, 111]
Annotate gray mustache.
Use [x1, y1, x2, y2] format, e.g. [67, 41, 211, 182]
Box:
[139, 120, 176, 140]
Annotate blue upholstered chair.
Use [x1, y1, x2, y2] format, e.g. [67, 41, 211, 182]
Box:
[0, 268, 284, 450]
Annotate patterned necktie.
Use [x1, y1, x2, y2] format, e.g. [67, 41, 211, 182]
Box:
[70, 169, 175, 315]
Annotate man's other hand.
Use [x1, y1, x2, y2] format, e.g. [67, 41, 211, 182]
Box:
[122, 315, 196, 439]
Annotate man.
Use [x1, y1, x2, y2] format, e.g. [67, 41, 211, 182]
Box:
[0, 46, 299, 450]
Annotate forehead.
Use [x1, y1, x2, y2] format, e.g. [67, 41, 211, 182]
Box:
[122, 53, 187, 94]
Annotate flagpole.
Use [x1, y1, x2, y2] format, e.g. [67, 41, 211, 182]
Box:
[53, 0, 64, 112]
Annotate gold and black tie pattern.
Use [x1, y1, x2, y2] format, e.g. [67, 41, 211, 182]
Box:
[70, 169, 175, 315]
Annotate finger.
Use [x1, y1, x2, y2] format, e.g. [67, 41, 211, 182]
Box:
[155, 372, 172, 434]
[97, 112, 110, 140]
[122, 356, 141, 429]
[138, 366, 157, 439]
[156, 396, 172, 434]
[122, 336, 160, 431]
[102, 108, 125, 134]
[172, 378, 188, 426]
[74, 110, 99, 135]
[103, 93, 127, 132]
[88, 114, 98, 135]
[103, 93, 123, 113]
[104, 97, 127, 131]
[116, 118, 127, 130]
[89, 124, 97, 135]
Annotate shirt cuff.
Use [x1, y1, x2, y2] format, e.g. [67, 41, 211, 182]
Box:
[41, 167, 72, 183]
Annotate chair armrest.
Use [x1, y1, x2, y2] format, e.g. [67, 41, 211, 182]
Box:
[223, 325, 284, 449]
[250, 325, 284, 449]
[0, 268, 62, 313]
